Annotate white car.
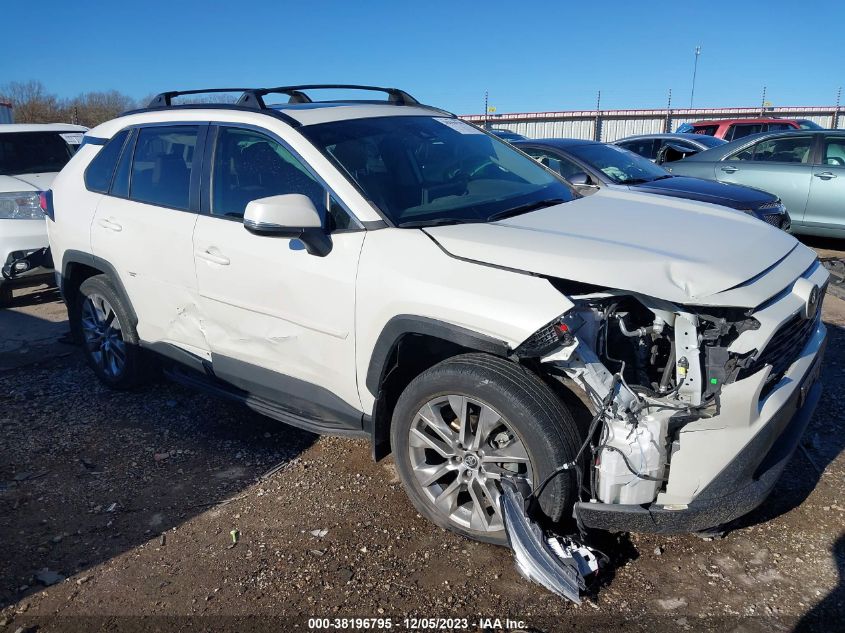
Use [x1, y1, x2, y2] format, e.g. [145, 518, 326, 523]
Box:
[0, 123, 86, 304]
[46, 86, 827, 549]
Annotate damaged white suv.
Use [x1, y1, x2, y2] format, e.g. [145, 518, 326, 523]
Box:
[47, 86, 828, 548]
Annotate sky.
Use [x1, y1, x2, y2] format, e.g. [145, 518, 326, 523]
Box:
[2, 0, 843, 116]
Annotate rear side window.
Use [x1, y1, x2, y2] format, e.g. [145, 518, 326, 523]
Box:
[110, 130, 135, 198]
[728, 124, 763, 141]
[84, 130, 130, 193]
[130, 126, 199, 210]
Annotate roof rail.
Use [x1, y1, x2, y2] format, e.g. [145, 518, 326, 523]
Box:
[136, 85, 455, 124]
[146, 88, 254, 108]
[147, 85, 421, 109]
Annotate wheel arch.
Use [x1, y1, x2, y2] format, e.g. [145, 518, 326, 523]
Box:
[365, 315, 511, 461]
[60, 250, 138, 333]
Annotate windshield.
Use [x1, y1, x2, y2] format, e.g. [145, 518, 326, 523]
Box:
[565, 143, 669, 184]
[300, 116, 576, 226]
[0, 132, 75, 176]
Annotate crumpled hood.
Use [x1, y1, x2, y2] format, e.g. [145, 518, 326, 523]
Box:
[0, 172, 59, 192]
[424, 189, 803, 305]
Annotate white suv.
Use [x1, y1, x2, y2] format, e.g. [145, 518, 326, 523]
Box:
[0, 123, 86, 303]
[47, 86, 828, 545]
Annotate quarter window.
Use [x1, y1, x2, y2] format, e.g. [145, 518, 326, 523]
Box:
[129, 126, 199, 210]
[823, 137, 845, 166]
[84, 130, 130, 193]
[211, 127, 326, 221]
[728, 136, 813, 163]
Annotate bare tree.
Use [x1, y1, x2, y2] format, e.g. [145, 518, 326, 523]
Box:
[0, 80, 63, 123]
[64, 91, 138, 128]
[0, 81, 140, 127]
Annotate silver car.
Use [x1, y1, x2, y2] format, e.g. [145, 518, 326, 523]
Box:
[667, 130, 845, 238]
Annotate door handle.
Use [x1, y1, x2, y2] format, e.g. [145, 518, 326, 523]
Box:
[720, 165, 739, 173]
[97, 218, 123, 232]
[814, 172, 837, 180]
[195, 248, 230, 266]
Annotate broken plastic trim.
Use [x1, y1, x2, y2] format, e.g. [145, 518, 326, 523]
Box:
[2, 247, 52, 280]
[499, 478, 598, 604]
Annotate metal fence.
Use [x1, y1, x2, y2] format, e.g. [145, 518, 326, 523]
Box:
[461, 106, 844, 142]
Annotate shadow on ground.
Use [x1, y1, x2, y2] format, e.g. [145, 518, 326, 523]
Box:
[0, 324, 318, 609]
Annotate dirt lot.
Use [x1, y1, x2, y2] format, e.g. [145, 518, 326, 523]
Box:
[1, 239, 844, 633]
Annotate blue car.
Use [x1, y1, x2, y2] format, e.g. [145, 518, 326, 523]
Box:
[512, 138, 791, 230]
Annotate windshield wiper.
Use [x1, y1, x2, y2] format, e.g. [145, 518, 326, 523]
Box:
[487, 198, 566, 222]
[651, 174, 674, 181]
[397, 217, 478, 228]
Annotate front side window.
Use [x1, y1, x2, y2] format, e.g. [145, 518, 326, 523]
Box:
[0, 131, 76, 176]
[84, 130, 130, 193]
[617, 139, 657, 160]
[565, 143, 670, 185]
[728, 136, 813, 163]
[523, 148, 584, 180]
[211, 127, 326, 221]
[823, 137, 845, 166]
[130, 126, 199, 210]
[301, 116, 576, 227]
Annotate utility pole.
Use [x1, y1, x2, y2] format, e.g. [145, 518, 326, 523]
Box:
[484, 91, 489, 129]
[689, 46, 701, 108]
[760, 86, 767, 116]
[594, 90, 602, 141]
[665, 88, 673, 133]
[834, 87, 842, 130]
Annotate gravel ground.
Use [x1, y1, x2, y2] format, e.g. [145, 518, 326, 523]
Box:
[0, 240, 843, 633]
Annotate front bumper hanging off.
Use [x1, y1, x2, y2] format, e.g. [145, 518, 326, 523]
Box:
[575, 340, 826, 534]
[499, 479, 600, 603]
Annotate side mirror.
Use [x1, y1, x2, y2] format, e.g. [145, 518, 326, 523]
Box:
[567, 172, 591, 186]
[243, 194, 332, 257]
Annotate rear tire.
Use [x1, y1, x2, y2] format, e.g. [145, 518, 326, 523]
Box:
[75, 275, 148, 389]
[390, 353, 582, 545]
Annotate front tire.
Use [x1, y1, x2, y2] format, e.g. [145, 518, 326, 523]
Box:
[390, 353, 582, 545]
[76, 275, 147, 389]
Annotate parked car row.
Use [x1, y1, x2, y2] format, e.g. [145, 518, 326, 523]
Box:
[512, 137, 790, 230]
[491, 119, 841, 238]
[665, 130, 845, 238]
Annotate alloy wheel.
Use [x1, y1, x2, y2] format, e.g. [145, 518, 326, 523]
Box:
[407, 394, 533, 533]
[81, 293, 127, 379]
